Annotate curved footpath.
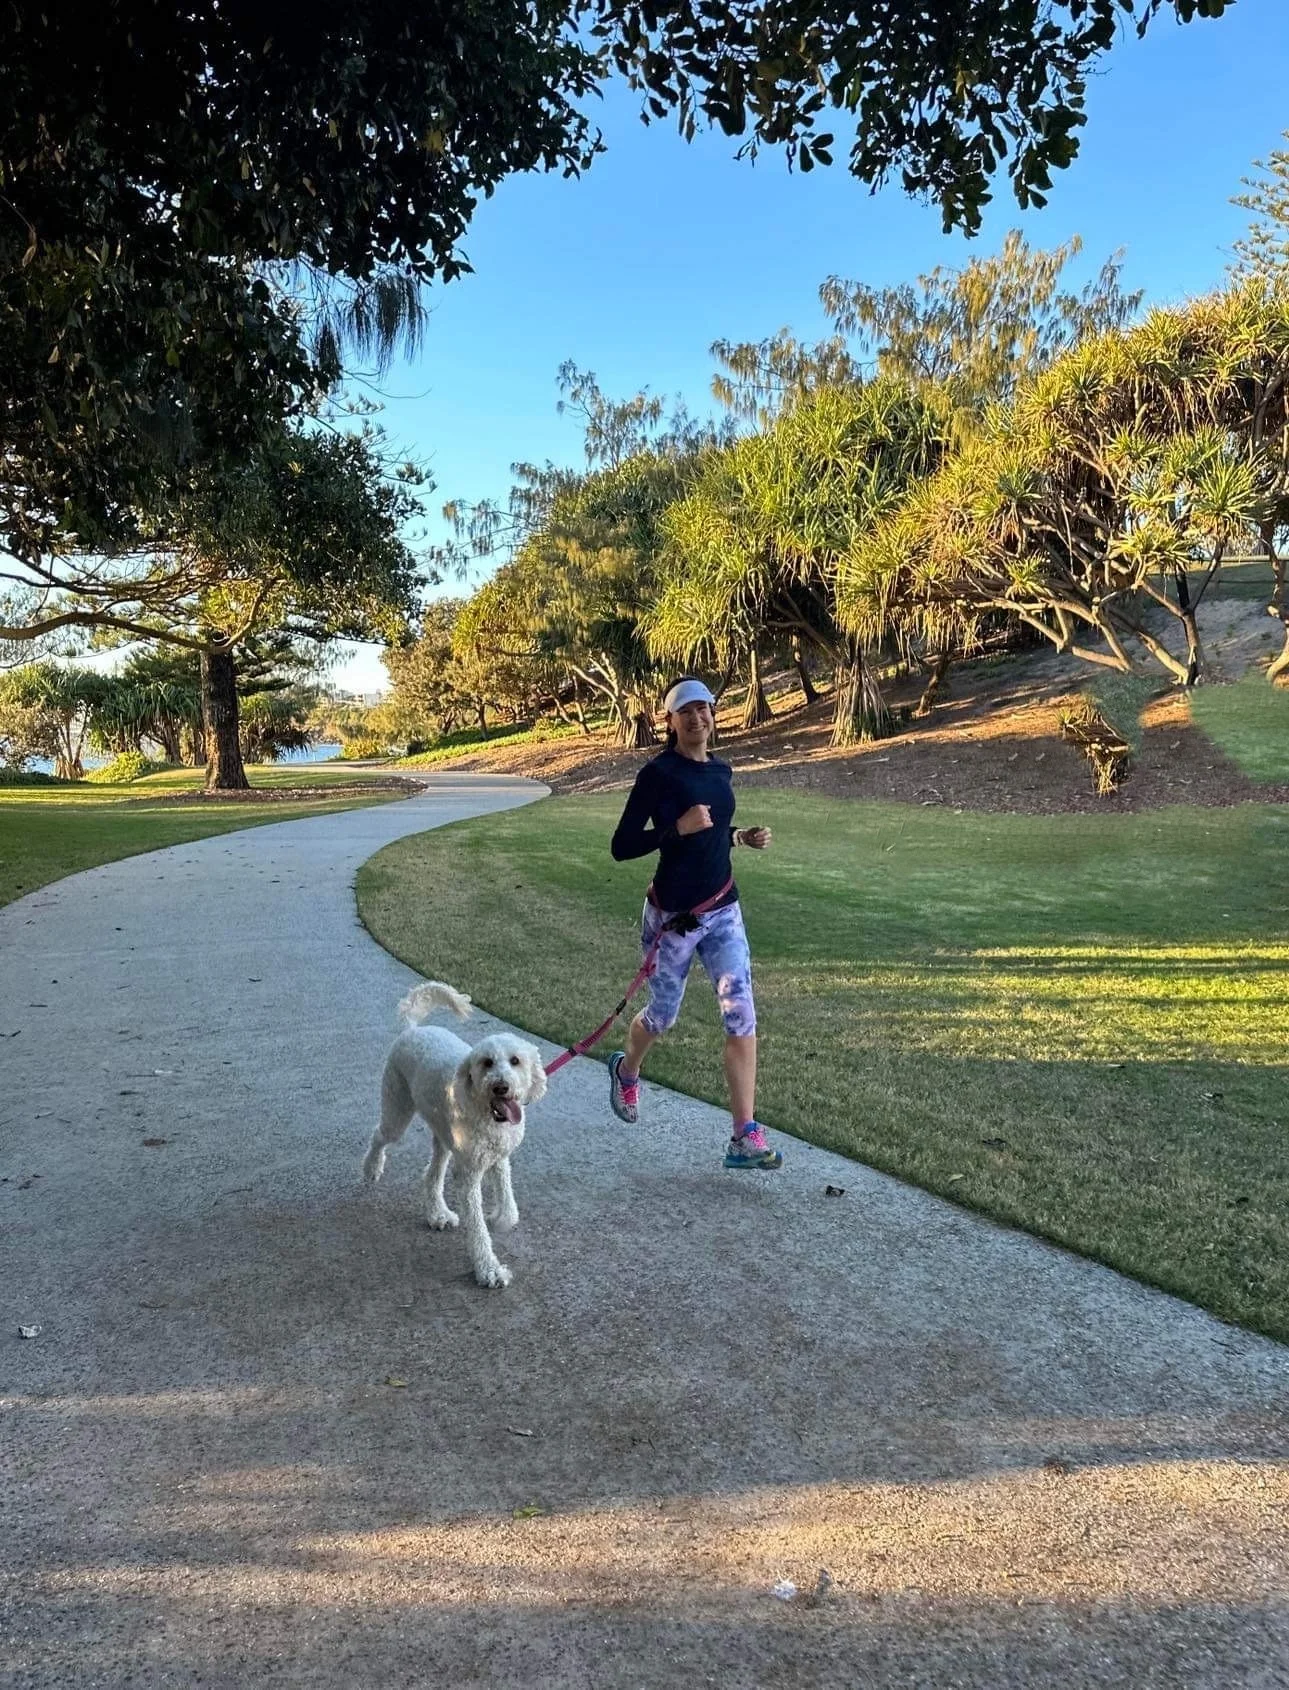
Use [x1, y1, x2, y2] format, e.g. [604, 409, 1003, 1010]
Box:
[1, 774, 1286, 1689]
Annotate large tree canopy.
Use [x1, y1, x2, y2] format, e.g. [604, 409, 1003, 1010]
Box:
[1, 0, 1231, 558]
[5, 0, 1231, 279]
[599, 0, 1232, 233]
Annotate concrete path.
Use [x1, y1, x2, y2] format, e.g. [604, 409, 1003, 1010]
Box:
[1, 775, 1286, 1689]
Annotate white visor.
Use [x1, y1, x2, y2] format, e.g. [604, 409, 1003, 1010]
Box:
[663, 678, 716, 714]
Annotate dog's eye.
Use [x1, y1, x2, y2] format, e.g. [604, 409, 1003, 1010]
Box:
[509, 1055, 520, 1066]
[481, 1057, 493, 1069]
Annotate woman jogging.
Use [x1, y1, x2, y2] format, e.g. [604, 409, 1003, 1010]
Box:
[607, 677, 783, 1170]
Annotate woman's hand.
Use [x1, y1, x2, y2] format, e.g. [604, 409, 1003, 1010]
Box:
[676, 803, 713, 836]
[738, 825, 772, 849]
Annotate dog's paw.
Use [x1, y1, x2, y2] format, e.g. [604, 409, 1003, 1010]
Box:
[362, 1146, 386, 1183]
[426, 1207, 460, 1230]
[474, 1259, 512, 1289]
[492, 1204, 520, 1235]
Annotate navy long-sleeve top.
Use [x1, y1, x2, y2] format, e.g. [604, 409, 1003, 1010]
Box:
[611, 747, 738, 913]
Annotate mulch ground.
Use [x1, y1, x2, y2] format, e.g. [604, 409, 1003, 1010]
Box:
[428, 659, 1289, 815]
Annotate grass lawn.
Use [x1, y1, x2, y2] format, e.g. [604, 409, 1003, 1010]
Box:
[358, 791, 1289, 1342]
[0, 763, 404, 908]
[1188, 673, 1289, 783]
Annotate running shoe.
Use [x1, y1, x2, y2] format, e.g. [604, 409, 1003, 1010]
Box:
[607, 1051, 639, 1124]
[723, 1123, 784, 1170]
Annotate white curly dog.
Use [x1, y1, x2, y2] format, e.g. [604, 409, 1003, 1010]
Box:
[362, 981, 547, 1289]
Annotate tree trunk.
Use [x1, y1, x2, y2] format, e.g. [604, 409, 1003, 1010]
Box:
[913, 650, 952, 718]
[475, 700, 489, 738]
[155, 719, 181, 763]
[55, 722, 84, 779]
[201, 647, 249, 790]
[1180, 609, 1205, 686]
[830, 638, 894, 747]
[1174, 568, 1206, 686]
[740, 645, 774, 729]
[792, 635, 818, 705]
[553, 696, 592, 737]
[1265, 533, 1289, 686]
[621, 692, 657, 747]
[184, 718, 206, 767]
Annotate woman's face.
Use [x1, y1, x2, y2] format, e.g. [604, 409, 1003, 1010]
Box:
[669, 699, 714, 756]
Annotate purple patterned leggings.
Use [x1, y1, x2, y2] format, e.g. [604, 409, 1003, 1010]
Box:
[639, 898, 757, 1038]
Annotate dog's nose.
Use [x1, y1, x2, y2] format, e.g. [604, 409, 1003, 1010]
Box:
[491, 1080, 510, 1095]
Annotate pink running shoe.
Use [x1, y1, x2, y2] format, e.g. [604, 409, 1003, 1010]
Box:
[724, 1123, 783, 1170]
[607, 1051, 639, 1124]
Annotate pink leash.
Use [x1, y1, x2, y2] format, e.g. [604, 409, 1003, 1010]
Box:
[544, 877, 733, 1077]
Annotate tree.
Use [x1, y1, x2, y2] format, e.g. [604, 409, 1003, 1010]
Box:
[555, 361, 732, 468]
[3, 426, 428, 787]
[710, 329, 863, 429]
[238, 688, 317, 762]
[0, 1, 599, 560]
[451, 573, 557, 733]
[177, 429, 427, 787]
[517, 450, 698, 743]
[596, 0, 1232, 234]
[711, 233, 1142, 446]
[1233, 130, 1289, 283]
[648, 382, 951, 744]
[841, 284, 1289, 688]
[820, 232, 1142, 418]
[98, 649, 206, 765]
[3, 2, 1235, 564]
[0, 663, 107, 778]
[382, 601, 468, 743]
[441, 367, 719, 745]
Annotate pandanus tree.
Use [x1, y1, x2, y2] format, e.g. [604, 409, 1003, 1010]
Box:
[840, 283, 1289, 687]
[513, 451, 700, 744]
[646, 382, 952, 745]
[0, 663, 108, 777]
[449, 570, 563, 734]
[711, 232, 1143, 437]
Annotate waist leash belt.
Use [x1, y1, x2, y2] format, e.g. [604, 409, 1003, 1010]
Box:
[543, 876, 734, 1077]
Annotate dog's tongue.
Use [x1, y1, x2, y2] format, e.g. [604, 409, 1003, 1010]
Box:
[494, 1097, 522, 1124]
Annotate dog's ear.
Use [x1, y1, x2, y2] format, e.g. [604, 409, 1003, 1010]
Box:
[448, 1054, 475, 1129]
[525, 1047, 547, 1105]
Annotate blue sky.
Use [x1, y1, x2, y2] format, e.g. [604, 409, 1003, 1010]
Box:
[335, 0, 1289, 693]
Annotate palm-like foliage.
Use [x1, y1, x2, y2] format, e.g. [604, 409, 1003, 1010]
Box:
[0, 662, 108, 776]
[86, 673, 201, 761]
[840, 283, 1289, 685]
[238, 689, 316, 762]
[646, 382, 951, 743]
[514, 451, 698, 743]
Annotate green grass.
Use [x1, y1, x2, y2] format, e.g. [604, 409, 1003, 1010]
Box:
[358, 791, 1289, 1342]
[1188, 673, 1289, 783]
[0, 762, 403, 907]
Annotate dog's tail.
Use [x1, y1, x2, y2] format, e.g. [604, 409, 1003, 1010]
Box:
[398, 980, 473, 1026]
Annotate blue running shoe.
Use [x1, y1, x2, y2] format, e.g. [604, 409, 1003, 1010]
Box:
[607, 1051, 639, 1124]
[723, 1123, 783, 1170]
